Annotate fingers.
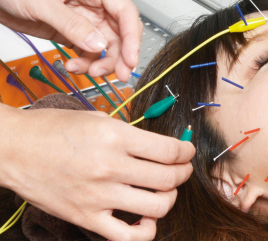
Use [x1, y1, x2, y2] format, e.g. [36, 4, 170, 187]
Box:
[103, 0, 142, 67]
[88, 39, 121, 77]
[93, 214, 156, 241]
[123, 127, 196, 165]
[113, 157, 193, 191]
[115, 55, 133, 82]
[38, 1, 107, 53]
[106, 184, 177, 219]
[65, 30, 121, 77]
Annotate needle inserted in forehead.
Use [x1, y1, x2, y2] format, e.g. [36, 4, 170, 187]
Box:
[249, 0, 267, 19]
[234, 174, 250, 195]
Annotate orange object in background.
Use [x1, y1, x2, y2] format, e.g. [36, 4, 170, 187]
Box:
[0, 47, 133, 119]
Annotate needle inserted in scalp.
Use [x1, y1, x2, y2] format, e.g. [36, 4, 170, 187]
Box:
[235, 4, 248, 26]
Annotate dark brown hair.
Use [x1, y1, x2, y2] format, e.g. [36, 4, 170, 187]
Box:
[131, 0, 268, 240]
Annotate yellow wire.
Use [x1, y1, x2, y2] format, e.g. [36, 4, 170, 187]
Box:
[130, 116, 145, 126]
[110, 29, 230, 117]
[0, 201, 27, 234]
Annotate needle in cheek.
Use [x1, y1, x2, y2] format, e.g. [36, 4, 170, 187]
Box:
[234, 174, 250, 195]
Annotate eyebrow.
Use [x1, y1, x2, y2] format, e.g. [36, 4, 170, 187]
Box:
[229, 29, 268, 71]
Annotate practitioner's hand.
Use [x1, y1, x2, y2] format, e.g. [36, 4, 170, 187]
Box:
[0, 106, 195, 241]
[0, 0, 143, 82]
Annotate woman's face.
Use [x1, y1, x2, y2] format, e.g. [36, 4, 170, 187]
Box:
[211, 11, 268, 216]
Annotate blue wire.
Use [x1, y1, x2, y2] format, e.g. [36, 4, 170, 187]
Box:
[222, 77, 244, 89]
[235, 4, 248, 26]
[197, 103, 221, 107]
[190, 62, 216, 69]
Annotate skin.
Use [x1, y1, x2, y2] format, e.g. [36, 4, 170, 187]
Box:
[0, 105, 195, 240]
[0, 0, 144, 82]
[211, 11, 268, 217]
[0, 0, 196, 240]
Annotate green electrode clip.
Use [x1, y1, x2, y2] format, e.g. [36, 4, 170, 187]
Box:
[30, 66, 66, 94]
[180, 125, 193, 142]
[144, 96, 177, 119]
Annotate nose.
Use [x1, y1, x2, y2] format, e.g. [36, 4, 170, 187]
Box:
[239, 188, 263, 213]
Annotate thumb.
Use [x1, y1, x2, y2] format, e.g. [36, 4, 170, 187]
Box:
[39, 1, 107, 52]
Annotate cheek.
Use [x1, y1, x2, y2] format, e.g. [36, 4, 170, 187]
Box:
[236, 74, 268, 131]
[212, 72, 268, 145]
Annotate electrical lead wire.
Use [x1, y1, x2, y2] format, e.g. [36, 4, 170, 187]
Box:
[50, 41, 128, 121]
[13, 32, 95, 111]
[109, 29, 231, 117]
[0, 60, 38, 101]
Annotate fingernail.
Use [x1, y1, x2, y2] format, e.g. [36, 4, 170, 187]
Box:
[96, 69, 107, 77]
[68, 64, 80, 73]
[84, 31, 107, 52]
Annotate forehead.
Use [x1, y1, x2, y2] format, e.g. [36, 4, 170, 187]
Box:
[244, 11, 268, 40]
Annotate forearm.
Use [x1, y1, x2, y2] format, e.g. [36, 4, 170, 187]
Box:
[0, 103, 22, 189]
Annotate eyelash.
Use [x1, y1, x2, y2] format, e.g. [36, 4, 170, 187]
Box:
[252, 51, 268, 70]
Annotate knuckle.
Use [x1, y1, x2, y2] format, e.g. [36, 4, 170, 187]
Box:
[94, 111, 109, 118]
[147, 226, 157, 241]
[163, 140, 179, 164]
[159, 168, 177, 191]
[62, 15, 88, 37]
[118, 232, 132, 241]
[150, 199, 169, 218]
[181, 163, 193, 183]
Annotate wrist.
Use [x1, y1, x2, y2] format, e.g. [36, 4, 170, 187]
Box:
[0, 104, 23, 189]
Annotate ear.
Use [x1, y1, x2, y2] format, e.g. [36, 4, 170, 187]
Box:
[212, 175, 235, 202]
[211, 165, 236, 202]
